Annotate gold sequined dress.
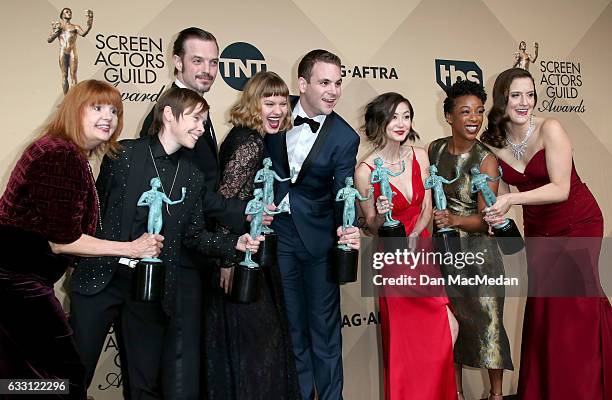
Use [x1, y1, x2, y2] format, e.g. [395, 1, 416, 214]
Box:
[428, 137, 513, 370]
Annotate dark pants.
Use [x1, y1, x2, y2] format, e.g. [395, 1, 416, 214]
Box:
[161, 267, 202, 400]
[274, 214, 343, 400]
[70, 266, 167, 400]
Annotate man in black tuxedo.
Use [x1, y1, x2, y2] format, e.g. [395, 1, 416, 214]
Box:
[265, 50, 361, 400]
[70, 87, 260, 399]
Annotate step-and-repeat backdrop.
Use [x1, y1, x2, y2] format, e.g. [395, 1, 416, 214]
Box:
[2, 0, 611, 398]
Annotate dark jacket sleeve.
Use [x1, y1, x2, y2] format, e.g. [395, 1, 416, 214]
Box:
[332, 134, 360, 228]
[201, 190, 247, 234]
[24, 146, 91, 244]
[183, 192, 243, 265]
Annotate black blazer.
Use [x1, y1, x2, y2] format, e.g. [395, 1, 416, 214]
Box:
[265, 96, 360, 258]
[71, 136, 242, 315]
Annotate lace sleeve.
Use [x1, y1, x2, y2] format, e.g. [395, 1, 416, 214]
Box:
[218, 134, 264, 200]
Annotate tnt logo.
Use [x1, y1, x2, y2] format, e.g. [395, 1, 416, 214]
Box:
[219, 42, 267, 91]
[435, 59, 482, 91]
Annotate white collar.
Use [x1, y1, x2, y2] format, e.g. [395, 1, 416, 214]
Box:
[292, 99, 327, 125]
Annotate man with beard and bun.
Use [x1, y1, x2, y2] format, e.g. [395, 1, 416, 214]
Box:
[138, 28, 250, 399]
[265, 49, 361, 400]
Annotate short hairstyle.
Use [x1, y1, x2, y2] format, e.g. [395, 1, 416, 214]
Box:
[297, 49, 341, 82]
[481, 68, 537, 148]
[149, 87, 209, 135]
[229, 71, 292, 135]
[361, 92, 419, 149]
[60, 7, 71, 18]
[44, 79, 123, 157]
[443, 78, 487, 115]
[172, 27, 218, 75]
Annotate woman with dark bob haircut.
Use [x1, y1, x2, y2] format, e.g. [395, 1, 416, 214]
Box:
[481, 67, 612, 399]
[355, 92, 459, 399]
[201, 71, 300, 399]
[0, 80, 162, 398]
[429, 79, 514, 400]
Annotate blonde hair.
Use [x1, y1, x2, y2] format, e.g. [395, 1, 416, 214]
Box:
[229, 71, 292, 134]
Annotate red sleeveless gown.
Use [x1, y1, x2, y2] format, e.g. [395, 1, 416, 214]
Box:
[499, 149, 612, 399]
[366, 151, 457, 400]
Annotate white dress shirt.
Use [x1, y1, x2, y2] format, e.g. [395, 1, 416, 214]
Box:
[278, 100, 327, 213]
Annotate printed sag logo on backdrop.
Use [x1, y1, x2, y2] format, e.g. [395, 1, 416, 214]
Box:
[219, 42, 267, 91]
[538, 59, 585, 113]
[95, 33, 166, 102]
[435, 59, 483, 91]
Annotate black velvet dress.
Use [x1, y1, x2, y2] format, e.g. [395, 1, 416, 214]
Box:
[201, 126, 300, 400]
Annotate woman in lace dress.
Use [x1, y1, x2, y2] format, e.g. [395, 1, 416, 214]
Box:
[202, 71, 300, 400]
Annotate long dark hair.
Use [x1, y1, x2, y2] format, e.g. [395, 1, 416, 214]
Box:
[480, 68, 537, 148]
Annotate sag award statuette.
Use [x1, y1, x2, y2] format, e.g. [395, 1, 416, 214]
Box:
[134, 177, 186, 302]
[233, 188, 284, 303]
[424, 164, 460, 254]
[470, 166, 524, 255]
[513, 40, 539, 71]
[253, 157, 294, 267]
[333, 177, 373, 283]
[371, 157, 406, 238]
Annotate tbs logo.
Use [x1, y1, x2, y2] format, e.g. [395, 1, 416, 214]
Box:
[219, 42, 267, 91]
[435, 59, 482, 91]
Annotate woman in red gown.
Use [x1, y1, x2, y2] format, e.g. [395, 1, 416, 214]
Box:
[355, 92, 458, 400]
[482, 68, 612, 399]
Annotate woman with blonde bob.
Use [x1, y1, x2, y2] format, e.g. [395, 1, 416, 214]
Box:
[0, 80, 162, 399]
[202, 71, 300, 399]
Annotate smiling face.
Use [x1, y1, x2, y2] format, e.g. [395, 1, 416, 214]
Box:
[81, 104, 118, 150]
[174, 38, 219, 95]
[260, 95, 288, 134]
[445, 95, 485, 142]
[166, 104, 207, 149]
[505, 77, 536, 125]
[298, 61, 342, 117]
[384, 102, 412, 144]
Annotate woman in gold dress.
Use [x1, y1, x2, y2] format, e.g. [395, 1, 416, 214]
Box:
[428, 79, 513, 400]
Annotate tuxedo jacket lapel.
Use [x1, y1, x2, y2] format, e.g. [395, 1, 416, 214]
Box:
[266, 132, 291, 178]
[120, 138, 149, 241]
[294, 113, 335, 185]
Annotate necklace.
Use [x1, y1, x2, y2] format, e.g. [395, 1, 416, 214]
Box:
[87, 162, 103, 230]
[505, 115, 535, 160]
[148, 146, 181, 216]
[374, 146, 411, 165]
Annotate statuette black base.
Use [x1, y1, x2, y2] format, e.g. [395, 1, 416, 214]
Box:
[255, 232, 277, 267]
[333, 247, 358, 283]
[231, 264, 261, 304]
[493, 219, 524, 255]
[133, 259, 165, 302]
[378, 222, 406, 238]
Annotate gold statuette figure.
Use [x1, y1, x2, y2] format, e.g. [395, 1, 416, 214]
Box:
[513, 40, 538, 71]
[47, 8, 94, 94]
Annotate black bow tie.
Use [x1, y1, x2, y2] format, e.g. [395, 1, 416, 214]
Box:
[294, 115, 320, 133]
